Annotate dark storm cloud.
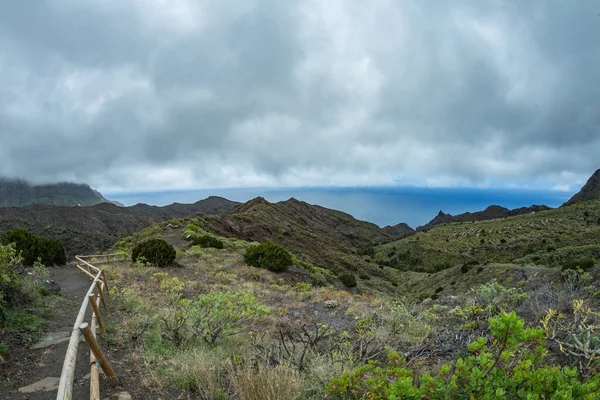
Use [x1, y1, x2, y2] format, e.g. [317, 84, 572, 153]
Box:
[0, 0, 598, 191]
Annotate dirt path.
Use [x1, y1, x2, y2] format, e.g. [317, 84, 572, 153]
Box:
[0, 264, 102, 399]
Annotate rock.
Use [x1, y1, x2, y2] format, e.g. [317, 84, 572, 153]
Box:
[18, 377, 60, 393]
[43, 279, 62, 294]
[14, 263, 26, 276]
[31, 331, 71, 349]
[103, 392, 132, 400]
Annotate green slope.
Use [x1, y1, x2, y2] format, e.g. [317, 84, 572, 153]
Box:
[374, 200, 600, 271]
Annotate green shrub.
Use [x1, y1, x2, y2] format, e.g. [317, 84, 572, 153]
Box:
[562, 258, 596, 271]
[2, 228, 66, 266]
[358, 274, 371, 280]
[187, 291, 270, 345]
[244, 242, 292, 272]
[0, 244, 25, 305]
[329, 312, 600, 399]
[339, 273, 357, 288]
[190, 235, 224, 249]
[132, 238, 176, 268]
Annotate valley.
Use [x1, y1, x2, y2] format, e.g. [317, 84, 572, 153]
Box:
[1, 170, 600, 399]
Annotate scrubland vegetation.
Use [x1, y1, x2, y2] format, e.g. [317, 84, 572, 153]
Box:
[0, 241, 64, 358]
[98, 207, 600, 399]
[2, 199, 599, 398]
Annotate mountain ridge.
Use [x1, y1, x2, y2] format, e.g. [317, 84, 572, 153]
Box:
[562, 169, 600, 207]
[0, 196, 239, 256]
[417, 204, 552, 230]
[0, 178, 120, 207]
[202, 196, 411, 271]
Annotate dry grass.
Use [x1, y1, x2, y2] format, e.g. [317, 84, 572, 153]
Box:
[233, 364, 302, 400]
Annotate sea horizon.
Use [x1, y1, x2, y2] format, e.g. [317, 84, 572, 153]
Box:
[106, 186, 573, 229]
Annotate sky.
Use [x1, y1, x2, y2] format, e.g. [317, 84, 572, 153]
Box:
[0, 0, 599, 194]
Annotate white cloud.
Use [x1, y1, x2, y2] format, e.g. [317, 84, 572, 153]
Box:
[0, 0, 598, 192]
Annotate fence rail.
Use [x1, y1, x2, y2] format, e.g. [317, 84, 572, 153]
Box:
[56, 253, 127, 400]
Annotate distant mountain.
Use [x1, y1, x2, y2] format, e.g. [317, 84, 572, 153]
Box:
[0, 196, 239, 256]
[562, 169, 600, 207]
[418, 204, 551, 230]
[0, 178, 120, 207]
[202, 197, 408, 271]
[382, 222, 414, 237]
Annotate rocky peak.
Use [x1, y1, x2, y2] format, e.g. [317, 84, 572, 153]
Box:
[562, 169, 600, 207]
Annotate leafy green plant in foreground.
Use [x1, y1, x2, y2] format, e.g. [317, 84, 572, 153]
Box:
[187, 291, 270, 345]
[329, 311, 600, 399]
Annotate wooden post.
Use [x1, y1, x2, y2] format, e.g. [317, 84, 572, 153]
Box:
[89, 294, 106, 335]
[101, 271, 110, 296]
[89, 317, 101, 400]
[106, 255, 110, 265]
[79, 323, 119, 386]
[95, 281, 108, 312]
[87, 264, 94, 278]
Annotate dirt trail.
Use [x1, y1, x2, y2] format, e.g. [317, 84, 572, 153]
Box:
[1, 264, 101, 399]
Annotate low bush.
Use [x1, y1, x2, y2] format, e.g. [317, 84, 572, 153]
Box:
[562, 258, 596, 271]
[187, 291, 270, 345]
[339, 273, 357, 288]
[2, 228, 66, 266]
[244, 242, 292, 272]
[190, 235, 224, 249]
[132, 238, 176, 268]
[329, 312, 600, 399]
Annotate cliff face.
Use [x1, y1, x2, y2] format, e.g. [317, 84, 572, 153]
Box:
[562, 169, 600, 207]
[0, 179, 113, 207]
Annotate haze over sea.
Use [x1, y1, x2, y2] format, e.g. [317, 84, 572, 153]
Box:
[107, 187, 572, 229]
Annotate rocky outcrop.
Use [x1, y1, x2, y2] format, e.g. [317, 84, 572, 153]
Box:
[418, 204, 551, 230]
[562, 169, 600, 207]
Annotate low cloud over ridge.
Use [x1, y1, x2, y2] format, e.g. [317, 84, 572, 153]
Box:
[1, 0, 598, 192]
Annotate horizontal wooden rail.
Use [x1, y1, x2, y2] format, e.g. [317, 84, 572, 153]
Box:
[57, 254, 120, 400]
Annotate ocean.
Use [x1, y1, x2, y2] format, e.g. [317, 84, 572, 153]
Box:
[106, 186, 572, 229]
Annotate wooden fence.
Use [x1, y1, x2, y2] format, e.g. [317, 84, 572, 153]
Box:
[56, 253, 127, 400]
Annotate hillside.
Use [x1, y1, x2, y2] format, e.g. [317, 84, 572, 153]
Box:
[0, 196, 239, 256]
[417, 204, 551, 230]
[562, 168, 600, 206]
[200, 197, 407, 272]
[374, 200, 600, 271]
[0, 178, 118, 207]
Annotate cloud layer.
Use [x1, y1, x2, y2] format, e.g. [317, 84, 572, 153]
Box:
[1, 0, 598, 192]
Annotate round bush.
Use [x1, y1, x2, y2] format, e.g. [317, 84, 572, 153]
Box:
[339, 273, 357, 288]
[244, 242, 292, 272]
[190, 235, 224, 249]
[132, 238, 176, 268]
[2, 228, 66, 266]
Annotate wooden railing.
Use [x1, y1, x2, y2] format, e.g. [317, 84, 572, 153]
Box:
[56, 253, 127, 400]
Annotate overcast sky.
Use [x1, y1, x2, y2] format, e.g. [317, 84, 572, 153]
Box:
[0, 0, 598, 193]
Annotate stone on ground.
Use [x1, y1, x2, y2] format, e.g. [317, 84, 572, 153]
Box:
[18, 377, 60, 393]
[103, 392, 132, 400]
[31, 331, 71, 349]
